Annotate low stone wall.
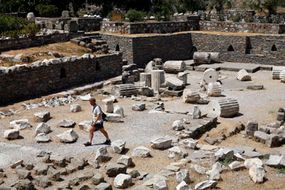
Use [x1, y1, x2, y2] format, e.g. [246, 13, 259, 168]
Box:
[0, 33, 79, 52]
[0, 53, 123, 105]
[200, 21, 285, 34]
[101, 20, 200, 34]
[36, 17, 101, 32]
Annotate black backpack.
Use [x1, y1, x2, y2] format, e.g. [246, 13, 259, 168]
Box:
[102, 112, 108, 121]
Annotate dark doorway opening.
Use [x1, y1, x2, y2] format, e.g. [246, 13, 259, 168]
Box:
[271, 44, 277, 51]
[60, 67, 66, 78]
[227, 45, 235, 51]
[115, 44, 120, 51]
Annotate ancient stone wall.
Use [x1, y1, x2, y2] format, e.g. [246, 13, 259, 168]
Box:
[101, 20, 200, 34]
[0, 33, 78, 52]
[102, 33, 194, 67]
[191, 32, 285, 65]
[0, 53, 123, 105]
[200, 21, 285, 34]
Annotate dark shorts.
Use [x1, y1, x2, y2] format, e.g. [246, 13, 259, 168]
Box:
[92, 122, 104, 131]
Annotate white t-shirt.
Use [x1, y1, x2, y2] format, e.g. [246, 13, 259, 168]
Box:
[92, 105, 103, 123]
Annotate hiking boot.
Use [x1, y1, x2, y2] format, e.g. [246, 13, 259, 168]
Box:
[103, 139, 111, 145]
[84, 142, 92, 146]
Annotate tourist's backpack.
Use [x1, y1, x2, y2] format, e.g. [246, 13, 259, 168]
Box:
[102, 112, 108, 121]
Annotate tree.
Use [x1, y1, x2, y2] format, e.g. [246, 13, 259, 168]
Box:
[244, 0, 279, 15]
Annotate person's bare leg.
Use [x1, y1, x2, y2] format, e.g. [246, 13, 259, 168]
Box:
[89, 127, 95, 144]
[99, 128, 110, 140]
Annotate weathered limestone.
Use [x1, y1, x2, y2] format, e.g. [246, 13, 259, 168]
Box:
[102, 98, 114, 113]
[172, 120, 185, 131]
[246, 121, 258, 137]
[182, 89, 201, 103]
[34, 111, 51, 122]
[208, 98, 239, 118]
[132, 146, 151, 158]
[272, 66, 285, 80]
[193, 52, 211, 64]
[203, 68, 218, 84]
[228, 161, 245, 170]
[177, 72, 188, 85]
[35, 123, 51, 135]
[132, 103, 146, 111]
[237, 69, 251, 81]
[176, 181, 191, 190]
[92, 173, 104, 185]
[57, 129, 78, 143]
[168, 146, 188, 160]
[78, 120, 92, 132]
[165, 77, 185, 91]
[244, 158, 263, 169]
[112, 84, 138, 97]
[163, 61, 186, 74]
[140, 73, 152, 87]
[114, 174, 132, 189]
[192, 106, 201, 119]
[95, 147, 111, 163]
[207, 82, 222, 97]
[105, 163, 127, 177]
[151, 136, 173, 150]
[4, 129, 20, 140]
[70, 104, 82, 113]
[35, 133, 51, 143]
[57, 119, 76, 128]
[151, 70, 165, 92]
[266, 155, 285, 167]
[176, 169, 190, 184]
[249, 165, 266, 183]
[111, 140, 126, 154]
[114, 105, 125, 117]
[117, 155, 133, 167]
[27, 12, 35, 21]
[280, 70, 285, 83]
[10, 119, 32, 130]
[194, 180, 217, 190]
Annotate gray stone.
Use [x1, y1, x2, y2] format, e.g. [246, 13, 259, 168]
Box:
[70, 104, 82, 112]
[47, 166, 61, 181]
[114, 105, 125, 117]
[10, 160, 23, 169]
[14, 179, 35, 190]
[246, 121, 258, 136]
[95, 147, 111, 163]
[92, 173, 104, 185]
[34, 176, 51, 187]
[151, 136, 172, 150]
[207, 162, 222, 181]
[132, 146, 151, 157]
[194, 180, 217, 190]
[168, 146, 188, 160]
[16, 168, 32, 179]
[182, 89, 201, 103]
[132, 103, 146, 111]
[192, 106, 201, 119]
[244, 158, 263, 169]
[214, 148, 234, 161]
[249, 165, 266, 183]
[117, 155, 133, 167]
[35, 133, 51, 143]
[78, 120, 92, 132]
[153, 178, 168, 190]
[266, 155, 285, 167]
[254, 131, 269, 143]
[95, 182, 112, 190]
[111, 139, 126, 154]
[35, 123, 51, 135]
[4, 129, 19, 140]
[50, 154, 67, 167]
[105, 163, 127, 177]
[228, 161, 245, 170]
[190, 164, 207, 175]
[127, 169, 140, 178]
[26, 12, 35, 21]
[114, 174, 132, 189]
[165, 76, 185, 91]
[176, 181, 192, 190]
[10, 119, 32, 130]
[34, 111, 51, 122]
[237, 69, 251, 81]
[57, 129, 78, 143]
[57, 119, 76, 128]
[172, 120, 185, 131]
[179, 139, 198, 149]
[266, 134, 281, 148]
[176, 169, 190, 184]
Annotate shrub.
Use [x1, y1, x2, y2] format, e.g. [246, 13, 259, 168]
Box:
[125, 9, 145, 22]
[35, 4, 59, 17]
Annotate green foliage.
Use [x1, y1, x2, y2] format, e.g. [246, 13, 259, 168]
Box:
[0, 15, 39, 38]
[231, 13, 241, 22]
[125, 9, 145, 22]
[35, 4, 59, 17]
[243, 0, 279, 16]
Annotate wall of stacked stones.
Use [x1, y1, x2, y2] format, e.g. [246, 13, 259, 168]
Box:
[0, 33, 77, 52]
[101, 20, 200, 34]
[0, 53, 123, 105]
[200, 21, 285, 34]
[102, 33, 194, 67]
[36, 17, 101, 32]
[191, 32, 285, 65]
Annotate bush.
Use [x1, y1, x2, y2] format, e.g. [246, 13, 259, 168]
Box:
[35, 4, 59, 17]
[125, 9, 145, 22]
[0, 15, 39, 38]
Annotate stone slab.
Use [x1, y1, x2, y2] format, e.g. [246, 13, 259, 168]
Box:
[196, 62, 273, 73]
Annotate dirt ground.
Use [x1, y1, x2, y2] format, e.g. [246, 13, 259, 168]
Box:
[1, 69, 285, 189]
